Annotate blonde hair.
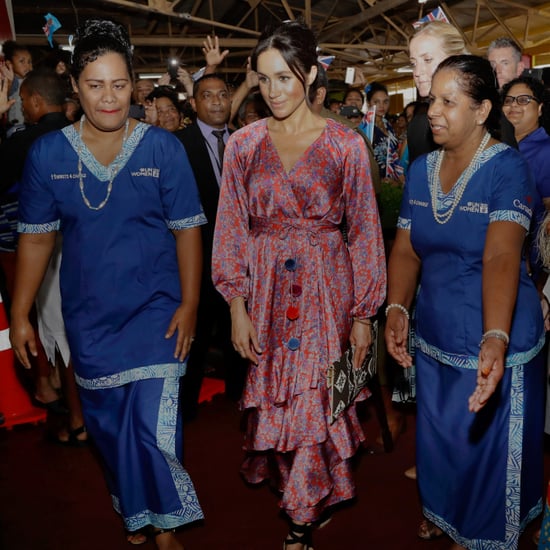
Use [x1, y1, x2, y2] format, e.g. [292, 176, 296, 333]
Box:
[410, 21, 469, 57]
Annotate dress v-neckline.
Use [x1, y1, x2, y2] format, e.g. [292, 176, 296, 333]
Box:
[266, 120, 328, 176]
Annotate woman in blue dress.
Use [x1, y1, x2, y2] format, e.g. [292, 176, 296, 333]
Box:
[385, 55, 545, 549]
[9, 19, 205, 549]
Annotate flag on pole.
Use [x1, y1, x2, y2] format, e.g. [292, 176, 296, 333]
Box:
[412, 6, 449, 29]
[43, 13, 61, 47]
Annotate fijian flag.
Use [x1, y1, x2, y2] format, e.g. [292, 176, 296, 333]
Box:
[358, 105, 377, 143]
[43, 13, 61, 47]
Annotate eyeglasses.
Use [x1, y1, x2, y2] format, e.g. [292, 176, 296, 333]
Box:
[503, 94, 539, 106]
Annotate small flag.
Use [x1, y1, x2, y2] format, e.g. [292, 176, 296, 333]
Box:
[412, 6, 449, 29]
[359, 105, 376, 143]
[43, 13, 62, 47]
[385, 135, 404, 180]
[317, 55, 335, 70]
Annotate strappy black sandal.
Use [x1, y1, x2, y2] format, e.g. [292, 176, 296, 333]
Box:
[284, 521, 313, 549]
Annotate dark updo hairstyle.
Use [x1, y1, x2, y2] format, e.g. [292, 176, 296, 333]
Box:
[501, 75, 550, 133]
[70, 19, 133, 82]
[366, 82, 388, 103]
[433, 55, 501, 138]
[251, 18, 319, 105]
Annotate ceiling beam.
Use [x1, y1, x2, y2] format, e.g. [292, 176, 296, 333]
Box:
[17, 34, 259, 48]
[100, 0, 261, 36]
[319, 0, 410, 42]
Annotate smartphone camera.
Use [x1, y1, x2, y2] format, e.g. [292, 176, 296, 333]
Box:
[167, 58, 180, 79]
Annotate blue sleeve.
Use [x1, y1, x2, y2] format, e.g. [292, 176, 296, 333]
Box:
[397, 156, 426, 231]
[488, 148, 536, 231]
[18, 137, 60, 234]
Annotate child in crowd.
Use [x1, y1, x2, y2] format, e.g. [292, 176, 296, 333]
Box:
[1, 40, 32, 137]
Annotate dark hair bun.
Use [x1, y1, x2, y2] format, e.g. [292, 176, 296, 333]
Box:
[75, 19, 132, 53]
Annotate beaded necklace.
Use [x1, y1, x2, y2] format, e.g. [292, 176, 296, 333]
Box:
[77, 115, 130, 211]
[430, 131, 491, 225]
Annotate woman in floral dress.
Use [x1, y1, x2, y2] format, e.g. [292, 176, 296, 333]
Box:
[212, 19, 386, 550]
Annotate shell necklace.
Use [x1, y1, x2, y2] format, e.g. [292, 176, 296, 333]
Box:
[430, 131, 491, 224]
[77, 115, 130, 211]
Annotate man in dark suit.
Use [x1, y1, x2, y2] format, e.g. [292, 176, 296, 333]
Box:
[175, 74, 247, 420]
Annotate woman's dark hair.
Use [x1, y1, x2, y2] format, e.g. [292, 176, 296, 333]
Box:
[70, 19, 133, 82]
[146, 86, 182, 113]
[501, 75, 550, 132]
[2, 40, 30, 62]
[343, 86, 365, 105]
[238, 92, 271, 123]
[250, 19, 319, 104]
[366, 82, 388, 103]
[434, 55, 501, 138]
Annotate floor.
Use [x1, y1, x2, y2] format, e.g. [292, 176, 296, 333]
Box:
[0, 387, 545, 550]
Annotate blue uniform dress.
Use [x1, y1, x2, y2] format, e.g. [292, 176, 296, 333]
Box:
[18, 122, 206, 531]
[398, 143, 545, 549]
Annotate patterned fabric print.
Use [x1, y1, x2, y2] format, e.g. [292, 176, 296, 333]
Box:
[405, 143, 544, 549]
[539, 483, 550, 549]
[489, 210, 531, 229]
[118, 376, 204, 529]
[63, 121, 148, 182]
[424, 502, 542, 550]
[212, 118, 386, 520]
[75, 363, 187, 390]
[0, 199, 19, 251]
[421, 365, 542, 549]
[111, 378, 203, 531]
[415, 333, 546, 370]
[430, 143, 507, 218]
[372, 118, 403, 180]
[167, 214, 208, 230]
[18, 220, 61, 234]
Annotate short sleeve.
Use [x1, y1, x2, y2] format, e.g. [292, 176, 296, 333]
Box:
[488, 148, 536, 231]
[18, 137, 60, 234]
[396, 156, 424, 231]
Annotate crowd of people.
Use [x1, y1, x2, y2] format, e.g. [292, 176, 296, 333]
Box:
[1, 13, 550, 550]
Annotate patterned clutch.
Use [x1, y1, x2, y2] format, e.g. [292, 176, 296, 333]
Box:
[327, 320, 378, 424]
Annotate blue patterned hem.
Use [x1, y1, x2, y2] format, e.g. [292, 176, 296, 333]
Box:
[167, 213, 207, 230]
[18, 220, 60, 233]
[75, 363, 187, 389]
[112, 377, 204, 531]
[489, 210, 530, 231]
[423, 498, 542, 549]
[422, 364, 541, 549]
[113, 497, 204, 531]
[415, 333, 545, 369]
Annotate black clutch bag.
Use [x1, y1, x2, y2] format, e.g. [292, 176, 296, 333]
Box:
[327, 320, 378, 424]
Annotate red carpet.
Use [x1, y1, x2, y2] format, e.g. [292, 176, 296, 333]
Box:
[0, 395, 545, 549]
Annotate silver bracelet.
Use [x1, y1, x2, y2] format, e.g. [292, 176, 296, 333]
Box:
[385, 303, 410, 320]
[479, 329, 509, 348]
